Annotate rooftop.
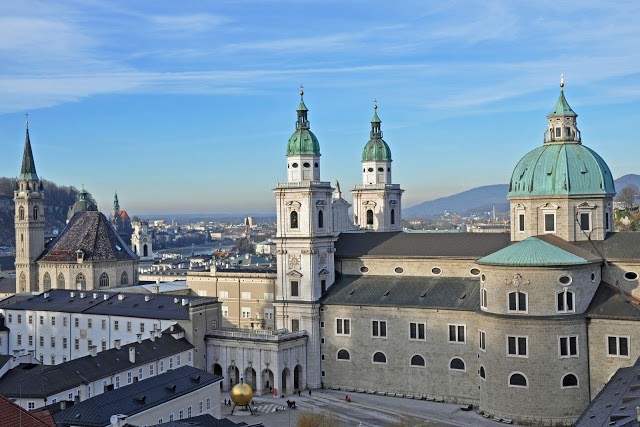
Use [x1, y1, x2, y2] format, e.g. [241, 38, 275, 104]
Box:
[53, 366, 221, 427]
[0, 333, 194, 398]
[0, 395, 55, 427]
[322, 274, 479, 310]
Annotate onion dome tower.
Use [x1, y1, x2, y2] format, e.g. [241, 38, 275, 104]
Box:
[14, 116, 45, 293]
[508, 75, 615, 242]
[274, 86, 336, 391]
[352, 101, 403, 231]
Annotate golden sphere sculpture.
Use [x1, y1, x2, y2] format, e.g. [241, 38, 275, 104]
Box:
[230, 382, 253, 406]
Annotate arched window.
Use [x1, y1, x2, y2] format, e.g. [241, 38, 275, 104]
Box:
[508, 291, 527, 312]
[366, 209, 374, 225]
[390, 209, 395, 225]
[318, 210, 324, 229]
[509, 372, 528, 388]
[410, 355, 425, 366]
[33, 206, 38, 220]
[479, 366, 486, 379]
[557, 289, 575, 313]
[57, 273, 65, 289]
[449, 358, 465, 371]
[290, 211, 298, 229]
[19, 272, 26, 293]
[372, 351, 387, 364]
[134, 245, 138, 254]
[76, 273, 86, 290]
[43, 273, 51, 291]
[18, 206, 25, 221]
[337, 349, 350, 360]
[143, 244, 148, 257]
[562, 374, 578, 388]
[99, 273, 109, 287]
[120, 271, 128, 286]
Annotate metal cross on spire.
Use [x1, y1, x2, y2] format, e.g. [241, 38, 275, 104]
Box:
[560, 73, 565, 90]
[25, 112, 29, 130]
[299, 84, 304, 97]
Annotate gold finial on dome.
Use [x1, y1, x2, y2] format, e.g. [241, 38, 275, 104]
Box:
[374, 98, 378, 111]
[560, 73, 565, 90]
[299, 84, 304, 97]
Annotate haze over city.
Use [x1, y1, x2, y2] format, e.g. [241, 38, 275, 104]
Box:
[1, 0, 639, 215]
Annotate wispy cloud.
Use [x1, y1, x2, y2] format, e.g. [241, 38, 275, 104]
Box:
[147, 13, 230, 34]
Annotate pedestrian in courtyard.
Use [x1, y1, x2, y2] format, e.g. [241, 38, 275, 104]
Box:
[308, 389, 312, 396]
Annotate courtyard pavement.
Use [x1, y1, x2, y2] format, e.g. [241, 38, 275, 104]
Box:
[220, 389, 510, 427]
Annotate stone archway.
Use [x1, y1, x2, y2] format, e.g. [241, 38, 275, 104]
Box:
[244, 367, 257, 390]
[212, 363, 223, 390]
[281, 368, 290, 394]
[294, 364, 303, 391]
[228, 365, 239, 389]
[262, 368, 274, 394]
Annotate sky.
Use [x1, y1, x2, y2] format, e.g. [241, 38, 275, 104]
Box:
[0, 0, 639, 216]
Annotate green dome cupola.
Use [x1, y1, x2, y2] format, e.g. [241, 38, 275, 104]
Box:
[286, 86, 321, 157]
[362, 101, 392, 162]
[508, 76, 615, 198]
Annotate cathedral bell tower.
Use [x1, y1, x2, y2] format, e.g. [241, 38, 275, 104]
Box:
[352, 101, 403, 231]
[14, 118, 45, 293]
[273, 87, 337, 388]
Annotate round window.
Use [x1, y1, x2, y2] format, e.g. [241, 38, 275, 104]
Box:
[394, 267, 404, 274]
[470, 268, 480, 276]
[314, 163, 319, 168]
[591, 272, 596, 282]
[363, 168, 366, 172]
[368, 167, 374, 172]
[303, 162, 310, 168]
[378, 167, 384, 172]
[292, 163, 299, 168]
[360, 266, 369, 273]
[624, 271, 639, 281]
[387, 167, 391, 171]
[558, 275, 572, 285]
[481, 274, 486, 283]
[431, 267, 442, 275]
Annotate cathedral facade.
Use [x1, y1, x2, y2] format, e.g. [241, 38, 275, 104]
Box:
[194, 81, 640, 426]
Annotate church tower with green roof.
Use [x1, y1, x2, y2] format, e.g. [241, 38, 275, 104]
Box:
[273, 87, 337, 391]
[352, 102, 403, 231]
[508, 76, 615, 242]
[14, 118, 45, 293]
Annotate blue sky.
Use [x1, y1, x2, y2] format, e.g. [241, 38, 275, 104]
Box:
[0, 1, 639, 215]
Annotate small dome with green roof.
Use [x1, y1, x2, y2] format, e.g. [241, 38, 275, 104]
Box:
[286, 88, 321, 157]
[508, 79, 615, 198]
[362, 103, 392, 162]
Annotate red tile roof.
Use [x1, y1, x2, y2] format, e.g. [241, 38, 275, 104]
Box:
[0, 395, 56, 427]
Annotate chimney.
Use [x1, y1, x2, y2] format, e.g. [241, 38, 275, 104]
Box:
[114, 339, 121, 350]
[60, 401, 66, 410]
[136, 334, 142, 344]
[103, 294, 109, 300]
[93, 293, 98, 299]
[70, 291, 75, 298]
[80, 292, 85, 299]
[89, 345, 97, 357]
[181, 298, 188, 306]
[174, 298, 179, 304]
[118, 294, 125, 301]
[149, 332, 155, 342]
[144, 295, 151, 302]
[129, 347, 136, 364]
[43, 292, 49, 298]
[151, 285, 159, 294]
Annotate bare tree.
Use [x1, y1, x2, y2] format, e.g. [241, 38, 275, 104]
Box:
[615, 184, 639, 210]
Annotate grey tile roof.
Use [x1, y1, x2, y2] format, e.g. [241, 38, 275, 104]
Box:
[54, 366, 221, 427]
[573, 232, 640, 262]
[587, 283, 640, 320]
[39, 211, 137, 263]
[0, 334, 194, 398]
[156, 414, 251, 427]
[321, 274, 479, 310]
[335, 231, 511, 258]
[575, 357, 640, 426]
[2, 289, 216, 320]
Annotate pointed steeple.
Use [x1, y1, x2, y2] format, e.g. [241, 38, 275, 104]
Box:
[287, 85, 320, 158]
[19, 117, 39, 182]
[548, 74, 577, 118]
[370, 99, 382, 138]
[114, 192, 120, 210]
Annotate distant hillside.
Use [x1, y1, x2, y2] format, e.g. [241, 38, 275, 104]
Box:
[0, 177, 95, 247]
[404, 174, 640, 218]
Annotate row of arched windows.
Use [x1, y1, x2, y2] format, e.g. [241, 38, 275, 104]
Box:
[336, 349, 442, 368]
[17, 205, 39, 221]
[39, 271, 129, 290]
[290, 210, 326, 229]
[365, 209, 396, 226]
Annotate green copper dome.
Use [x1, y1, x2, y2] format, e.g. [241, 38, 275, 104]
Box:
[286, 92, 321, 156]
[548, 90, 577, 117]
[362, 110, 392, 162]
[508, 143, 615, 197]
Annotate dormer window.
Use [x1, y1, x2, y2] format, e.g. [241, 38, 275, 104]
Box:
[76, 250, 84, 263]
[544, 213, 556, 233]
